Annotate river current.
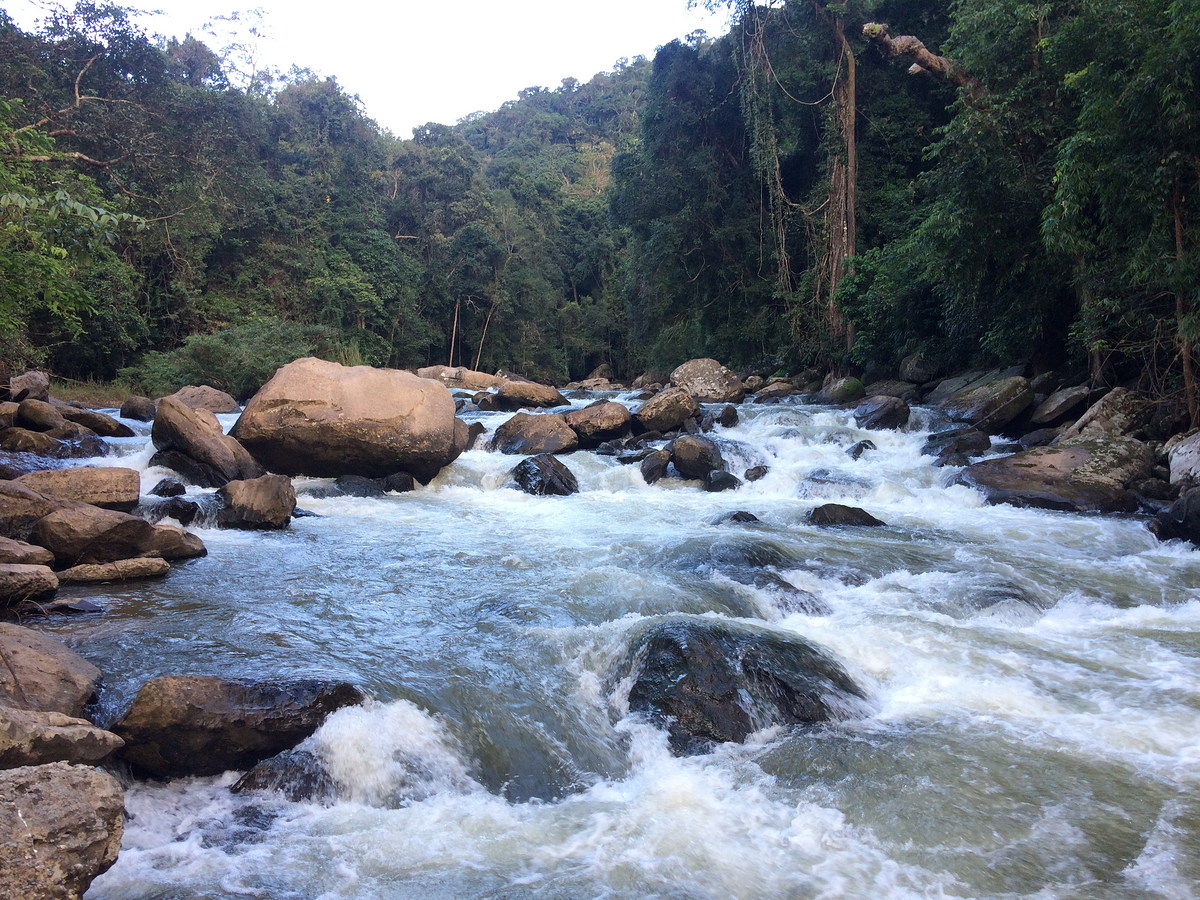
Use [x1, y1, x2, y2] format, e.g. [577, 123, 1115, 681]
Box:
[36, 392, 1200, 899]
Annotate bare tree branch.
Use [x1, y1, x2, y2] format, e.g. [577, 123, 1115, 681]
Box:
[863, 23, 987, 100]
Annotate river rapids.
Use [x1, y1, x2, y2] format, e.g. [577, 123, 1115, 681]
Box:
[36, 392, 1200, 899]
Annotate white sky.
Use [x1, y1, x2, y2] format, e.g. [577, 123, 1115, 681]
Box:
[4, 0, 731, 136]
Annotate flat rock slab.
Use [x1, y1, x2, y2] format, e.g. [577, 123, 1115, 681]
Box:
[0, 535, 54, 566]
[58, 557, 171, 584]
[0, 707, 124, 767]
[16, 466, 141, 512]
[0, 563, 58, 608]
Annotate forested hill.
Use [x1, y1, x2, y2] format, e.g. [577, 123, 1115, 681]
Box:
[1, 2, 1197, 420]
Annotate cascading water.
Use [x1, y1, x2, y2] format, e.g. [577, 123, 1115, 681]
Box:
[36, 393, 1199, 899]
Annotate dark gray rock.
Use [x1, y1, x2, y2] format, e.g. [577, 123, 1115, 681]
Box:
[704, 470, 741, 492]
[853, 395, 910, 430]
[640, 449, 671, 485]
[512, 454, 579, 496]
[846, 440, 876, 460]
[805, 504, 886, 527]
[231, 748, 337, 803]
[670, 435, 724, 480]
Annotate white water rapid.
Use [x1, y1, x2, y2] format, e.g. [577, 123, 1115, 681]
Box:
[38, 393, 1199, 899]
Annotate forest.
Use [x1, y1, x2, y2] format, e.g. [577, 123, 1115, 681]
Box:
[0, 1, 1196, 419]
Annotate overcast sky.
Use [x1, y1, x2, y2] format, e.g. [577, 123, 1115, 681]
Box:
[4, 0, 731, 136]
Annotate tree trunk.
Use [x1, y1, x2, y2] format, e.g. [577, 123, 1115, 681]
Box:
[1174, 184, 1198, 427]
[826, 16, 857, 351]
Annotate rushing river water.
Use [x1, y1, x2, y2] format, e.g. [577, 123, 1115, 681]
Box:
[34, 392, 1200, 899]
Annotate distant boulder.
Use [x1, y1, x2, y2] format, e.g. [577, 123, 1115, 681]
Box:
[163, 384, 239, 413]
[8, 371, 50, 402]
[633, 387, 699, 434]
[1059, 387, 1153, 441]
[939, 376, 1033, 433]
[818, 376, 865, 405]
[670, 358, 745, 403]
[120, 395, 156, 422]
[56, 406, 134, 438]
[492, 380, 570, 411]
[562, 401, 631, 447]
[1029, 384, 1090, 427]
[416, 365, 504, 391]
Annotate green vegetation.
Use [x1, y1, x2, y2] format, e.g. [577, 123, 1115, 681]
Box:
[0, 1, 1195, 416]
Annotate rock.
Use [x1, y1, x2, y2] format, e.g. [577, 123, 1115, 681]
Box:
[0, 400, 16, 428]
[958, 437, 1155, 513]
[56, 407, 135, 438]
[853, 395, 910, 430]
[216, 474, 296, 530]
[846, 440, 876, 460]
[31, 503, 205, 567]
[165, 384, 240, 413]
[1030, 384, 1090, 426]
[939, 376, 1034, 433]
[625, 620, 866, 754]
[511, 454, 579, 496]
[231, 358, 464, 483]
[925, 366, 1027, 405]
[415, 365, 504, 391]
[381, 472, 416, 493]
[1019, 427, 1063, 450]
[717, 404, 738, 428]
[640, 449, 672, 485]
[492, 380, 570, 410]
[562, 401, 632, 447]
[0, 479, 67, 541]
[862, 380, 920, 402]
[119, 395, 156, 421]
[670, 435, 724, 479]
[0, 623, 100, 716]
[712, 511, 760, 524]
[806, 504, 886, 527]
[753, 381, 797, 401]
[1151, 489, 1200, 545]
[898, 354, 938, 384]
[329, 474, 386, 497]
[17, 399, 68, 431]
[0, 762, 123, 899]
[921, 427, 991, 460]
[633, 387, 700, 434]
[670, 358, 745, 403]
[1168, 431, 1200, 487]
[8, 371, 51, 402]
[0, 536, 54, 567]
[464, 422, 487, 451]
[632, 372, 669, 389]
[818, 376, 865, 405]
[141, 496, 201, 526]
[0, 427, 66, 456]
[489, 413, 579, 455]
[16, 467, 141, 512]
[0, 563, 58, 608]
[151, 395, 264, 488]
[150, 477, 186, 497]
[703, 470, 741, 492]
[112, 675, 368, 778]
[231, 747, 337, 803]
[744, 465, 769, 482]
[57, 557, 171, 584]
[0, 707, 123, 767]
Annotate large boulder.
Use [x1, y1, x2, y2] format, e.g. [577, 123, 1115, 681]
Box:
[31, 503, 205, 567]
[231, 358, 464, 483]
[1059, 387, 1154, 441]
[511, 454, 579, 496]
[853, 395, 910, 430]
[0, 708, 123, 768]
[818, 376, 865, 405]
[55, 406, 135, 438]
[492, 380, 570, 410]
[119, 395, 156, 422]
[1152, 489, 1200, 545]
[1029, 384, 1091, 427]
[0, 563, 58, 608]
[415, 365, 504, 391]
[669, 434, 724, 479]
[164, 384, 239, 413]
[216, 474, 296, 530]
[633, 387, 699, 434]
[8, 370, 51, 402]
[0, 762, 124, 900]
[0, 624, 100, 716]
[939, 376, 1034, 433]
[112, 675, 368, 778]
[958, 437, 1155, 513]
[0, 479, 67, 542]
[16, 467, 140, 512]
[488, 413, 578, 455]
[625, 620, 866, 755]
[16, 399, 68, 432]
[1167, 431, 1200, 487]
[562, 401, 632, 447]
[0, 536, 54, 567]
[151, 395, 264, 488]
[925, 366, 1026, 405]
[670, 358, 745, 403]
[898, 354, 938, 385]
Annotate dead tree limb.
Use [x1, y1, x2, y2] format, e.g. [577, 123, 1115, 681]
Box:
[862, 23, 986, 100]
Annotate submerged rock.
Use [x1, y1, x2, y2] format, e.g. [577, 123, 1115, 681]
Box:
[806, 504, 886, 527]
[231, 747, 338, 803]
[512, 454, 579, 496]
[624, 620, 866, 755]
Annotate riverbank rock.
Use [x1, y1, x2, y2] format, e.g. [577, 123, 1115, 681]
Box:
[0, 707, 123, 768]
[56, 406, 135, 439]
[0, 563, 58, 607]
[1029, 384, 1090, 427]
[562, 401, 632, 447]
[898, 354, 938, 385]
[112, 675, 369, 778]
[958, 437, 1155, 513]
[0, 536, 54, 567]
[921, 427, 991, 461]
[16, 467, 140, 512]
[151, 395, 264, 488]
[0, 762, 124, 900]
[939, 376, 1033, 433]
[1167, 431, 1200, 488]
[1059, 387, 1153, 441]
[8, 370, 51, 402]
[670, 358, 745, 403]
[670, 434, 724, 479]
[853, 395, 910, 430]
[512, 454, 579, 496]
[492, 380, 569, 410]
[818, 376, 865, 405]
[231, 358, 464, 483]
[31, 502, 206, 568]
[120, 395, 156, 421]
[215, 474, 296, 530]
[416, 365, 504, 391]
[164, 384, 240, 413]
[624, 620, 867, 754]
[0, 623, 100, 716]
[489, 412, 578, 455]
[57, 557, 171, 584]
[806, 504, 886, 527]
[633, 387, 699, 434]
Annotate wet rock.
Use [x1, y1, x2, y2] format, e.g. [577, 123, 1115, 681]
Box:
[958, 437, 1155, 513]
[1132, 478, 1177, 513]
[492, 380, 569, 411]
[151, 395, 263, 488]
[1, 427, 65, 456]
[0, 536, 54, 567]
[150, 477, 186, 498]
[898, 353, 938, 385]
[806, 504, 886, 527]
[8, 371, 51, 402]
[562, 401, 632, 447]
[711, 511, 760, 525]
[853, 395, 910, 430]
[921, 427, 991, 459]
[0, 707, 123, 768]
[670, 434, 724, 480]
[862, 380, 920, 402]
[16, 467, 140, 512]
[940, 376, 1033, 434]
[32, 502, 205, 567]
[231, 358, 464, 483]
[640, 449, 672, 485]
[231, 747, 338, 803]
[818, 376, 865, 405]
[489, 412, 578, 455]
[0, 563, 58, 608]
[1019, 427, 1062, 450]
[0, 623, 100, 716]
[1030, 384, 1090, 427]
[381, 471, 416, 493]
[464, 422, 487, 452]
[1151, 489, 1200, 545]
[164, 384, 240, 413]
[57, 557, 171, 584]
[329, 474, 386, 497]
[1059, 387, 1153, 441]
[141, 495, 202, 526]
[670, 358, 745, 403]
[633, 387, 700, 434]
[704, 470, 741, 492]
[726, 570, 828, 615]
[216, 474, 296, 530]
[717, 404, 738, 428]
[120, 395, 156, 421]
[57, 406, 134, 439]
[744, 465, 769, 482]
[0, 762, 124, 900]
[846, 439, 876, 460]
[112, 675, 368, 778]
[512, 454, 579, 496]
[625, 620, 867, 754]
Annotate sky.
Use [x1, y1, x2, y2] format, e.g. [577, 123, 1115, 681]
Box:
[3, 0, 732, 136]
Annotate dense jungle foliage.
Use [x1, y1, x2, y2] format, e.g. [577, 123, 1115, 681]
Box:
[0, 1, 1196, 415]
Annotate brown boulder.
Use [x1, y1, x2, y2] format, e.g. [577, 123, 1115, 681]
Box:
[633, 387, 699, 433]
[940, 375, 1034, 433]
[0, 563, 58, 608]
[0, 479, 66, 542]
[112, 675, 368, 777]
[562, 401, 632, 447]
[216, 474, 296, 529]
[231, 358, 463, 482]
[669, 435, 724, 479]
[16, 467, 141, 512]
[670, 358, 745, 403]
[8, 370, 50, 402]
[492, 380, 570, 410]
[416, 365, 504, 391]
[57, 557, 171, 584]
[489, 413, 579, 455]
[165, 384, 240, 413]
[853, 395, 911, 430]
[31, 502, 205, 567]
[16, 398, 68, 431]
[0, 708, 124, 768]
[0, 536, 54, 567]
[120, 395, 157, 421]
[0, 624, 100, 716]
[0, 427, 64, 455]
[56, 406, 135, 438]
[1029, 384, 1090, 426]
[152, 395, 264, 487]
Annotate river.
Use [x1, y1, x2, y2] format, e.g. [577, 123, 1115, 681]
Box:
[35, 391, 1199, 899]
